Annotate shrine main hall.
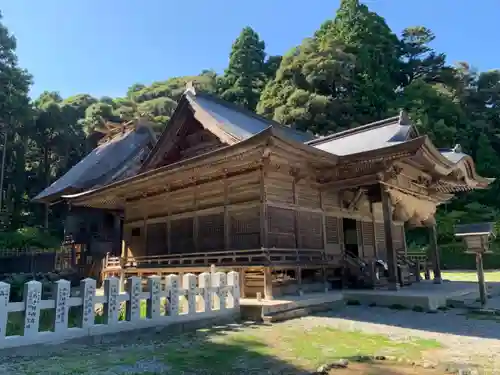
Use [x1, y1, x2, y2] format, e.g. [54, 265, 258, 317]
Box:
[59, 85, 492, 299]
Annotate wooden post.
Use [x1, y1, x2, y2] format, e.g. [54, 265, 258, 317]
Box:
[143, 217, 148, 256]
[476, 252, 487, 306]
[119, 230, 127, 291]
[296, 266, 303, 295]
[166, 186, 172, 254]
[260, 165, 269, 249]
[223, 175, 230, 250]
[319, 190, 329, 292]
[239, 268, 246, 298]
[193, 184, 199, 252]
[292, 174, 300, 249]
[428, 223, 442, 284]
[381, 186, 399, 290]
[263, 267, 273, 300]
[371, 203, 379, 259]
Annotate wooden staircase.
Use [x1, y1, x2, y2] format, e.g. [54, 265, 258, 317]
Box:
[243, 268, 265, 298]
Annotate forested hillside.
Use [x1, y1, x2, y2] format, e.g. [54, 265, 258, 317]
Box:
[0, 0, 499, 252]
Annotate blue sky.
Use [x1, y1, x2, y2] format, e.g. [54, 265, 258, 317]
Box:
[2, 0, 499, 99]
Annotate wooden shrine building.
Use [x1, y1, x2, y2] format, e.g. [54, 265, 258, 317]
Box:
[33, 119, 157, 278]
[62, 85, 492, 299]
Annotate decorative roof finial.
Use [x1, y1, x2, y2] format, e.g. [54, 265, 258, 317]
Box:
[398, 109, 410, 125]
[185, 80, 196, 94]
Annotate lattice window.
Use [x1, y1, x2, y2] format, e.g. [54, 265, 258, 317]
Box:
[198, 213, 224, 252]
[325, 216, 340, 244]
[230, 207, 260, 250]
[146, 223, 167, 255]
[298, 211, 323, 249]
[361, 221, 375, 258]
[375, 222, 386, 259]
[170, 217, 194, 253]
[361, 221, 374, 247]
[267, 206, 296, 248]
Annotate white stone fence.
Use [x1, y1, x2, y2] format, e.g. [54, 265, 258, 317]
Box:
[0, 271, 240, 349]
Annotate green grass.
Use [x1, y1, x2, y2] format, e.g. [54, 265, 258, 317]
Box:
[441, 270, 500, 282]
[6, 321, 442, 375]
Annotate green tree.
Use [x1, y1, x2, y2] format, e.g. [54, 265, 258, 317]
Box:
[218, 27, 267, 110]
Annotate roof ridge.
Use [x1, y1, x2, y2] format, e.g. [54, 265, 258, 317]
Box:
[306, 115, 400, 146]
[188, 89, 316, 139]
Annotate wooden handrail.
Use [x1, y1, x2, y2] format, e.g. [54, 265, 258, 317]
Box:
[104, 247, 328, 269]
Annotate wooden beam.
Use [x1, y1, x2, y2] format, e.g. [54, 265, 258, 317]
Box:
[125, 200, 261, 226]
[346, 188, 364, 211]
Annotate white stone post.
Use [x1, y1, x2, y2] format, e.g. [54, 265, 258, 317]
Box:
[213, 272, 227, 311]
[183, 273, 197, 315]
[23, 280, 42, 337]
[80, 278, 96, 329]
[165, 274, 179, 317]
[227, 271, 240, 309]
[147, 276, 161, 319]
[126, 276, 141, 322]
[198, 272, 211, 313]
[53, 279, 71, 333]
[0, 282, 10, 338]
[103, 277, 120, 324]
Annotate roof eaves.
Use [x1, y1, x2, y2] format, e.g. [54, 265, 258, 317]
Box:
[63, 127, 276, 204]
[336, 136, 427, 164]
[306, 115, 400, 146]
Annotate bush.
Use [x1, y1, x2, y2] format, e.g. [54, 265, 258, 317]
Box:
[440, 242, 500, 270]
[2, 269, 80, 302]
[0, 227, 60, 250]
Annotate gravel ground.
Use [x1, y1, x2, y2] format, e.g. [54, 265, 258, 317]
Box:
[1, 306, 500, 374]
[299, 306, 500, 371]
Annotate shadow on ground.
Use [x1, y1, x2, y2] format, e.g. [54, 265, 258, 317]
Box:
[316, 281, 500, 341]
[0, 322, 310, 375]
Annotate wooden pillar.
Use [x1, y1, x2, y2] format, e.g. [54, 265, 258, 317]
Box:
[370, 203, 379, 259]
[476, 252, 487, 306]
[239, 268, 246, 298]
[320, 190, 329, 292]
[428, 223, 442, 284]
[165, 186, 172, 254]
[143, 217, 148, 256]
[193, 184, 199, 252]
[263, 267, 273, 300]
[381, 186, 399, 290]
[223, 175, 230, 250]
[296, 266, 303, 295]
[292, 175, 300, 248]
[260, 165, 269, 249]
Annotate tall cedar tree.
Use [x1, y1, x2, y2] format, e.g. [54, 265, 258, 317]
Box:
[218, 27, 266, 111]
[258, 0, 401, 133]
